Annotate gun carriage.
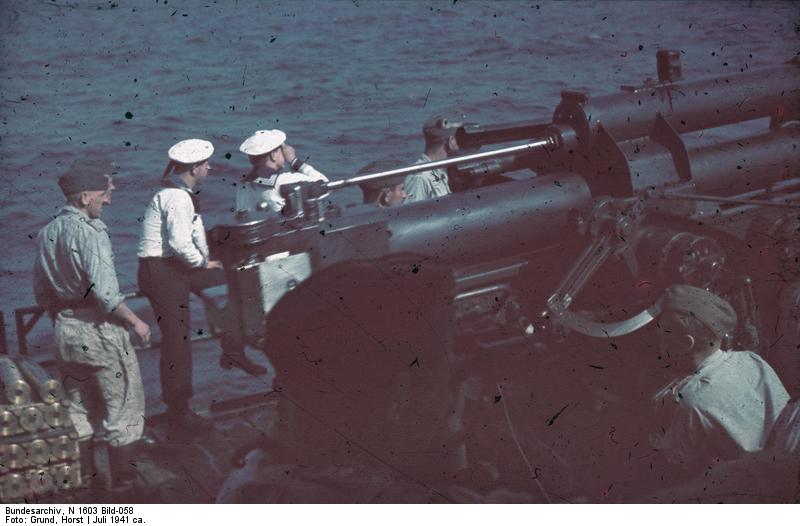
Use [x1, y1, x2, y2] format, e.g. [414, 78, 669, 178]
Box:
[213, 51, 799, 355]
[209, 51, 800, 499]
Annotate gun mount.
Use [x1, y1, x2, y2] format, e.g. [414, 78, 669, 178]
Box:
[212, 51, 799, 351]
[208, 50, 800, 502]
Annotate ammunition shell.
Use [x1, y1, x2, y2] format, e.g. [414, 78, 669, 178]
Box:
[44, 402, 68, 428]
[0, 473, 27, 501]
[53, 462, 80, 491]
[18, 405, 43, 433]
[26, 439, 51, 466]
[0, 356, 32, 406]
[0, 443, 26, 471]
[1, 409, 19, 437]
[49, 435, 77, 461]
[19, 358, 65, 404]
[27, 467, 54, 494]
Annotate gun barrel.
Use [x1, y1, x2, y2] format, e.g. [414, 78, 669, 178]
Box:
[327, 138, 555, 191]
[554, 60, 800, 148]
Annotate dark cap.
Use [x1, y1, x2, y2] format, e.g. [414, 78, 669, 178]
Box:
[58, 158, 114, 196]
[659, 285, 737, 339]
[423, 109, 466, 141]
[356, 159, 405, 195]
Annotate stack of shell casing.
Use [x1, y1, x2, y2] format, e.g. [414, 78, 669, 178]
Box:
[0, 355, 80, 503]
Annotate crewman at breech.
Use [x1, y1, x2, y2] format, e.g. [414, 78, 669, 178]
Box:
[33, 158, 152, 490]
[356, 159, 407, 208]
[403, 109, 465, 204]
[235, 129, 328, 216]
[648, 285, 790, 472]
[138, 139, 267, 432]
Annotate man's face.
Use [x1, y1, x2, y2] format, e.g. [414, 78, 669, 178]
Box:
[193, 160, 211, 187]
[382, 184, 406, 207]
[84, 175, 113, 219]
[445, 135, 459, 155]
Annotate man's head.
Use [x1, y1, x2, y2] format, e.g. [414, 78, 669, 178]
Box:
[240, 130, 287, 173]
[423, 109, 466, 155]
[59, 158, 116, 219]
[167, 139, 214, 189]
[654, 285, 737, 370]
[356, 159, 407, 207]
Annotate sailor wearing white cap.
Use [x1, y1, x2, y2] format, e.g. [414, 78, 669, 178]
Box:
[235, 129, 328, 215]
[138, 139, 267, 431]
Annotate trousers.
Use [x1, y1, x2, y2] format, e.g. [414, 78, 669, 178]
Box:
[137, 257, 241, 412]
[54, 309, 145, 447]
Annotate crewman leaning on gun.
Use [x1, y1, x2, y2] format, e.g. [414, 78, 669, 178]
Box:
[33, 158, 152, 490]
[137, 139, 267, 432]
[403, 109, 466, 204]
[235, 129, 328, 216]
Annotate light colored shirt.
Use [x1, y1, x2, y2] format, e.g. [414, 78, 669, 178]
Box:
[403, 154, 451, 203]
[235, 163, 328, 214]
[137, 182, 209, 268]
[650, 349, 790, 467]
[34, 206, 125, 313]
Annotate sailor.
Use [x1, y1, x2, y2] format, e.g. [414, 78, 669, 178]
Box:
[403, 109, 465, 203]
[33, 158, 151, 489]
[235, 129, 328, 215]
[138, 139, 267, 431]
[356, 159, 407, 207]
[648, 285, 790, 472]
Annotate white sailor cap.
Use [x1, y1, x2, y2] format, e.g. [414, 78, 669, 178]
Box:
[239, 129, 287, 157]
[168, 139, 214, 164]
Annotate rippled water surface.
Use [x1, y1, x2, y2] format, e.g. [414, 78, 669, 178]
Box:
[0, 0, 797, 343]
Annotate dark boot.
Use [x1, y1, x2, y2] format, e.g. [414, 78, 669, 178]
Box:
[108, 443, 138, 491]
[219, 349, 267, 376]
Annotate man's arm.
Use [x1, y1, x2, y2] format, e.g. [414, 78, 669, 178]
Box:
[80, 229, 151, 344]
[163, 190, 207, 268]
[111, 301, 151, 345]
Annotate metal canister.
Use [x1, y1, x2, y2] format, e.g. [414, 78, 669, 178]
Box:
[27, 468, 54, 494]
[26, 439, 51, 466]
[44, 402, 68, 428]
[0, 443, 26, 471]
[1, 409, 19, 437]
[53, 462, 80, 491]
[18, 405, 43, 433]
[18, 358, 65, 404]
[0, 356, 31, 406]
[49, 435, 77, 461]
[0, 473, 27, 501]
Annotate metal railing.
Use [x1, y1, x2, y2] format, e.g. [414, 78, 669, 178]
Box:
[1, 290, 223, 356]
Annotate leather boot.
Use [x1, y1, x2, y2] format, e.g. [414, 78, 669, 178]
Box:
[219, 349, 267, 376]
[108, 443, 138, 491]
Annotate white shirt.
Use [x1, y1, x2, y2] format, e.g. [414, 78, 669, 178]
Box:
[235, 163, 328, 214]
[650, 350, 790, 466]
[137, 184, 209, 268]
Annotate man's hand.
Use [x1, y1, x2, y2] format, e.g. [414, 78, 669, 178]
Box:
[131, 319, 152, 346]
[206, 260, 224, 270]
[281, 144, 297, 165]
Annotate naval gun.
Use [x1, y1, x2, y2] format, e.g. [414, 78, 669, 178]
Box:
[211, 51, 800, 368]
[208, 52, 800, 502]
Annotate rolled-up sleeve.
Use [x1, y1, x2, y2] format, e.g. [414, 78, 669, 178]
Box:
[79, 229, 125, 313]
[163, 191, 206, 268]
[298, 163, 328, 183]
